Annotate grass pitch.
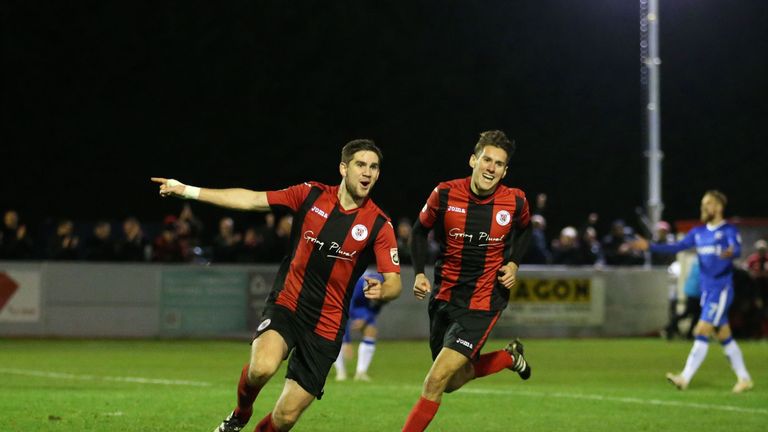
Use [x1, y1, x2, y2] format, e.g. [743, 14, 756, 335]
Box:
[0, 338, 766, 431]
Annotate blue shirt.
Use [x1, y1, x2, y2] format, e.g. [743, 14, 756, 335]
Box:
[683, 260, 701, 298]
[650, 222, 741, 294]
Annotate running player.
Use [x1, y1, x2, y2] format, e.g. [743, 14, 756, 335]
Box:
[334, 270, 386, 381]
[152, 139, 402, 431]
[632, 190, 754, 393]
[402, 130, 532, 432]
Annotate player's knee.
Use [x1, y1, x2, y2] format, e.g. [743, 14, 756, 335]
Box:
[444, 364, 472, 393]
[693, 322, 713, 336]
[423, 371, 450, 394]
[247, 359, 278, 384]
[272, 406, 302, 428]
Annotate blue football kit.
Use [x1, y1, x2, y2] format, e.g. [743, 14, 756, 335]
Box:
[651, 222, 741, 326]
[343, 271, 385, 343]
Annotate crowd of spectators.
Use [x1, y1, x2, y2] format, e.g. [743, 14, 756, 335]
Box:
[519, 193, 666, 267]
[0, 204, 425, 266]
[0, 194, 754, 269]
[3, 191, 768, 338]
[0, 205, 296, 264]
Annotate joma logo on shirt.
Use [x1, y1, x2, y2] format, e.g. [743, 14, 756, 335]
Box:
[310, 206, 328, 219]
[456, 338, 473, 349]
[447, 206, 466, 214]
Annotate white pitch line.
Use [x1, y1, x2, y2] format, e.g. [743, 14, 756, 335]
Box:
[0, 368, 211, 387]
[3, 368, 764, 416]
[380, 385, 767, 416]
[457, 387, 768, 416]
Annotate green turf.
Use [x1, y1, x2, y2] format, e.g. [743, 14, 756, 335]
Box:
[0, 338, 766, 431]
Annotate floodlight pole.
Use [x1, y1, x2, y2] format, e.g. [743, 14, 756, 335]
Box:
[641, 0, 663, 236]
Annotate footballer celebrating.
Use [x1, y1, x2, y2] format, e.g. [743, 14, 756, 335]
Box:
[402, 130, 532, 431]
[153, 139, 401, 432]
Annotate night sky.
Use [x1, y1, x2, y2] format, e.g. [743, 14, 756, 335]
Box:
[3, 1, 767, 235]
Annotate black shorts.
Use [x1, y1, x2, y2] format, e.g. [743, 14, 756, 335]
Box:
[428, 299, 501, 361]
[252, 305, 340, 400]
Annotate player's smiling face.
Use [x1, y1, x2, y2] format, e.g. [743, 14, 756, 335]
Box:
[340, 150, 380, 201]
[469, 145, 508, 196]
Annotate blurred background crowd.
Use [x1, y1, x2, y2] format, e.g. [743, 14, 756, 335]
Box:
[2, 191, 767, 339]
[0, 193, 663, 265]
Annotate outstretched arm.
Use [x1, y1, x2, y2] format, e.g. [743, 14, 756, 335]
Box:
[632, 230, 696, 255]
[151, 177, 270, 212]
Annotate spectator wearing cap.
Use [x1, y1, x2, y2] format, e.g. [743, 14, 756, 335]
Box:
[552, 226, 581, 265]
[651, 220, 676, 266]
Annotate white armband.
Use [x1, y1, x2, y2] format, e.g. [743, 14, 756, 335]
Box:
[167, 179, 201, 200]
[184, 186, 201, 200]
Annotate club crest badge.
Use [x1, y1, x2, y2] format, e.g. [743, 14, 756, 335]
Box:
[351, 224, 368, 241]
[496, 210, 511, 226]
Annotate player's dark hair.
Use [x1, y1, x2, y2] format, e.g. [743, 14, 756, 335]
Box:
[705, 190, 728, 207]
[341, 139, 383, 166]
[474, 130, 515, 162]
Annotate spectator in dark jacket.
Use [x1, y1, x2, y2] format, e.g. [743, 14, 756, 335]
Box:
[1, 210, 35, 259]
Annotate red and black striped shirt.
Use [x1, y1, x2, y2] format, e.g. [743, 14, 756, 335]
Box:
[418, 177, 530, 311]
[266, 182, 400, 342]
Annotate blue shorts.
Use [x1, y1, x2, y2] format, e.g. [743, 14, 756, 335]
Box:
[342, 307, 379, 343]
[699, 286, 733, 327]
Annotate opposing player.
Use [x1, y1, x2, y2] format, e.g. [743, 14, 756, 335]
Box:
[334, 270, 386, 381]
[402, 130, 532, 432]
[632, 190, 754, 393]
[152, 139, 402, 431]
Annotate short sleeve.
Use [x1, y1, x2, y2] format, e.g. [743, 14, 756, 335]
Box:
[517, 195, 531, 228]
[418, 187, 441, 229]
[373, 220, 400, 273]
[266, 182, 313, 212]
